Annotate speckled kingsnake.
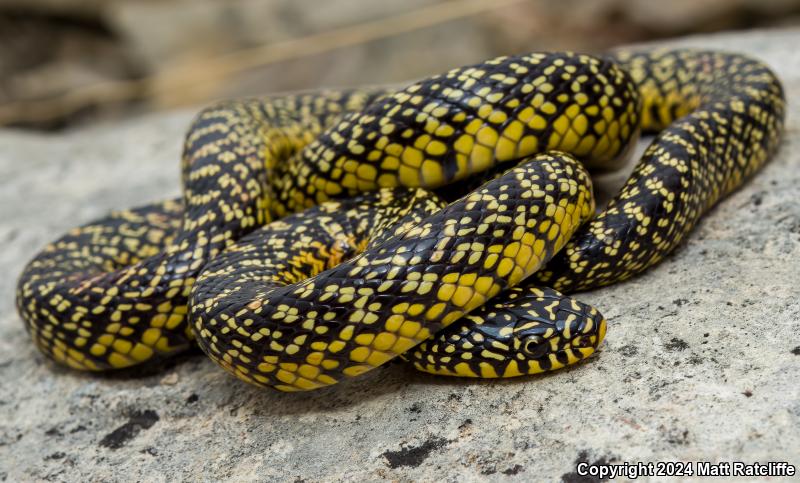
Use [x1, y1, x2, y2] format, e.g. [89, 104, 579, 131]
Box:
[16, 49, 785, 391]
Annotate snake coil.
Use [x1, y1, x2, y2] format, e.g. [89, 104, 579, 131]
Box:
[16, 49, 785, 391]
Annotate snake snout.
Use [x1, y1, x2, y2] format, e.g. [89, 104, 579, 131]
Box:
[561, 306, 607, 356]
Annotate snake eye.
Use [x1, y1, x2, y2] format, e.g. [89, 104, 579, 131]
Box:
[522, 335, 548, 359]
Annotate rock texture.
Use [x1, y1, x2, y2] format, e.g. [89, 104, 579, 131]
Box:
[1, 28, 799, 482]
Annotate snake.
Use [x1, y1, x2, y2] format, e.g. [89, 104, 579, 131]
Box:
[15, 49, 785, 392]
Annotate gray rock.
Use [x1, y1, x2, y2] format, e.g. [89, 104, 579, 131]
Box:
[1, 28, 799, 482]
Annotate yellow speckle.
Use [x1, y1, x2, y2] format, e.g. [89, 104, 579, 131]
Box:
[398, 166, 420, 186]
[339, 325, 355, 341]
[366, 351, 393, 367]
[112, 339, 132, 354]
[276, 369, 296, 384]
[398, 321, 421, 338]
[129, 343, 153, 362]
[518, 135, 538, 156]
[402, 147, 423, 167]
[355, 333, 374, 346]
[528, 115, 547, 130]
[421, 160, 445, 186]
[385, 314, 404, 332]
[425, 303, 446, 321]
[141, 328, 161, 347]
[476, 127, 498, 146]
[390, 336, 417, 354]
[479, 362, 499, 378]
[469, 145, 493, 172]
[497, 258, 515, 277]
[328, 340, 346, 353]
[503, 360, 523, 377]
[372, 332, 397, 351]
[454, 134, 473, 154]
[437, 284, 456, 302]
[453, 362, 478, 377]
[349, 346, 370, 362]
[451, 286, 473, 307]
[343, 365, 372, 377]
[108, 353, 131, 369]
[425, 140, 447, 156]
[495, 138, 516, 161]
[89, 344, 106, 357]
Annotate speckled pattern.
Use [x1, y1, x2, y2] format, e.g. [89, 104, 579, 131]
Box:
[14, 49, 783, 393]
[191, 157, 598, 390]
[15, 53, 633, 379]
[14, 90, 389, 372]
[1, 29, 799, 481]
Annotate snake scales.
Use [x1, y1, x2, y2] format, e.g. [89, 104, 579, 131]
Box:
[16, 49, 785, 391]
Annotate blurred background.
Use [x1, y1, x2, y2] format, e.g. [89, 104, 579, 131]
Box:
[3, 0, 800, 131]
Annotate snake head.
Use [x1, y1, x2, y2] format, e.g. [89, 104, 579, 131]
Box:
[408, 286, 606, 378]
[511, 297, 607, 372]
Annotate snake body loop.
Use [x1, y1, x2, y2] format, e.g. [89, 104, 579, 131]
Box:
[268, 52, 638, 217]
[191, 156, 595, 390]
[15, 49, 785, 391]
[535, 50, 786, 291]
